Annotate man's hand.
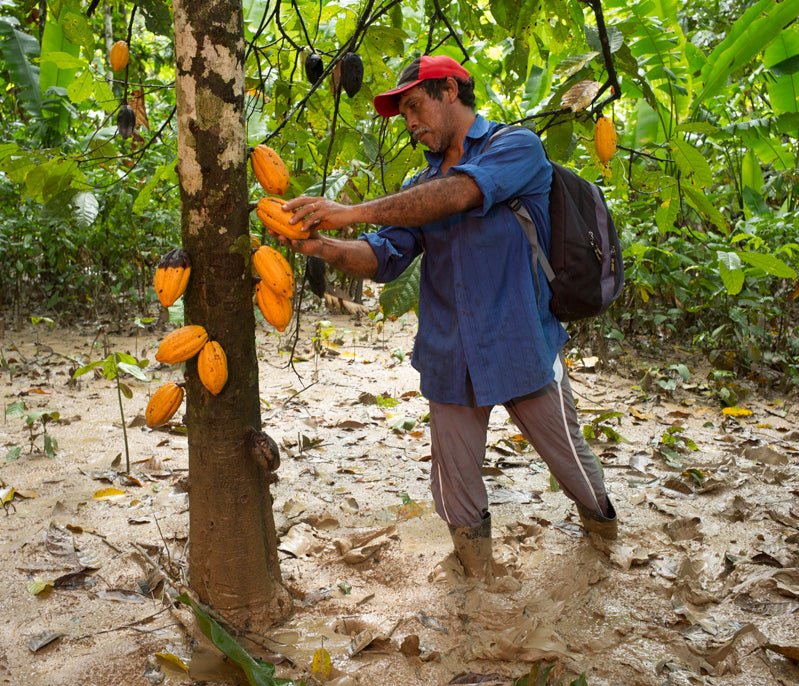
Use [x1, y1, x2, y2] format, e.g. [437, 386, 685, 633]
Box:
[268, 224, 324, 257]
[283, 196, 359, 233]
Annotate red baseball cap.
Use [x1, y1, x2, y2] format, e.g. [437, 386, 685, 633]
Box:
[373, 55, 471, 118]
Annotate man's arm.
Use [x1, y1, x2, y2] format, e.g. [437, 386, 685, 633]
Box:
[283, 173, 483, 233]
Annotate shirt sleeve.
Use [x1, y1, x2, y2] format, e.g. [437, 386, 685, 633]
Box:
[358, 225, 422, 283]
[450, 128, 551, 217]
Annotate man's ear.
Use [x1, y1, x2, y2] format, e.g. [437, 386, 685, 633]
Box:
[445, 76, 459, 103]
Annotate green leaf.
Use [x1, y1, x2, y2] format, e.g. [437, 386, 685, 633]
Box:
[764, 26, 799, 115]
[738, 252, 797, 279]
[5, 400, 26, 417]
[741, 149, 764, 197]
[362, 26, 407, 57]
[59, 8, 94, 50]
[72, 191, 99, 227]
[176, 593, 297, 686]
[543, 120, 574, 163]
[133, 160, 177, 215]
[44, 434, 58, 458]
[137, 0, 174, 36]
[670, 139, 713, 189]
[39, 50, 87, 70]
[66, 69, 94, 103]
[682, 185, 729, 233]
[118, 361, 149, 381]
[717, 251, 745, 295]
[693, 0, 799, 111]
[0, 17, 42, 118]
[119, 382, 133, 400]
[72, 360, 105, 378]
[655, 183, 680, 233]
[168, 299, 185, 325]
[40, 12, 80, 132]
[93, 78, 117, 114]
[379, 254, 420, 318]
[25, 158, 81, 203]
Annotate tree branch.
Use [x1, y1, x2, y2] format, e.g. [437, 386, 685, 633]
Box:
[583, 0, 621, 112]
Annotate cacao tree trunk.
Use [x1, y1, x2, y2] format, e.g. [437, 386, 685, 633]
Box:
[172, 0, 291, 630]
[102, 1, 114, 87]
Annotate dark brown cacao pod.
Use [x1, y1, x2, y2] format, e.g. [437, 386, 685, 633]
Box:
[117, 105, 136, 139]
[340, 52, 363, 98]
[305, 53, 324, 84]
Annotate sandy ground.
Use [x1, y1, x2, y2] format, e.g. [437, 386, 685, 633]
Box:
[1, 302, 798, 686]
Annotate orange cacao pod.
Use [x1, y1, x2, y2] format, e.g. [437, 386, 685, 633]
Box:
[197, 340, 228, 396]
[155, 325, 208, 364]
[255, 281, 292, 332]
[251, 145, 289, 195]
[594, 115, 617, 164]
[145, 382, 184, 428]
[154, 248, 191, 308]
[252, 246, 294, 298]
[109, 40, 129, 72]
[256, 196, 309, 240]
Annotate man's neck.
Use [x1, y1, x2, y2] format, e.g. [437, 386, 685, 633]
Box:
[441, 110, 477, 174]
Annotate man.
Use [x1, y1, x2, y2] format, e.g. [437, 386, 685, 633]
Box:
[277, 55, 618, 581]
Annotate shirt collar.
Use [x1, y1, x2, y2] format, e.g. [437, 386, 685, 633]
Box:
[422, 114, 490, 170]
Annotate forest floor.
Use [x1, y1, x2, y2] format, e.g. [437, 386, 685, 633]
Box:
[0, 297, 798, 686]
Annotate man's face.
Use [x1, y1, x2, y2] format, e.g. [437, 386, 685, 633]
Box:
[397, 81, 453, 153]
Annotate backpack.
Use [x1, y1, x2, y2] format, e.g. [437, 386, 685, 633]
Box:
[486, 126, 624, 322]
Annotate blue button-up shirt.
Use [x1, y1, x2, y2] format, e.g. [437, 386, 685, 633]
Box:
[360, 115, 568, 406]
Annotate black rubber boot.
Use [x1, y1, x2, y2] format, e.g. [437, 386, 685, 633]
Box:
[577, 498, 618, 540]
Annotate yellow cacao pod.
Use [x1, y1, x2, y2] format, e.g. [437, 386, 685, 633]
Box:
[255, 281, 292, 332]
[197, 340, 228, 396]
[251, 145, 289, 195]
[109, 40, 129, 72]
[145, 382, 184, 428]
[154, 248, 191, 308]
[252, 246, 294, 298]
[155, 325, 208, 364]
[256, 197, 309, 240]
[594, 115, 617, 164]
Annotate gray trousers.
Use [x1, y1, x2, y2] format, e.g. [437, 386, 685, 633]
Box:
[429, 356, 610, 528]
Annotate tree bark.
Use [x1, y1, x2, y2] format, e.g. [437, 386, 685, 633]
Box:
[102, 1, 114, 87]
[172, 0, 291, 630]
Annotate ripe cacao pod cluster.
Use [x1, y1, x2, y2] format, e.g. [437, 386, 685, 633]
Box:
[154, 248, 191, 307]
[197, 340, 228, 396]
[109, 40, 129, 72]
[251, 245, 295, 331]
[256, 196, 308, 240]
[146, 381, 184, 428]
[251, 145, 289, 195]
[156, 325, 209, 364]
[153, 324, 229, 396]
[593, 115, 617, 164]
[255, 280, 293, 332]
[253, 246, 294, 298]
